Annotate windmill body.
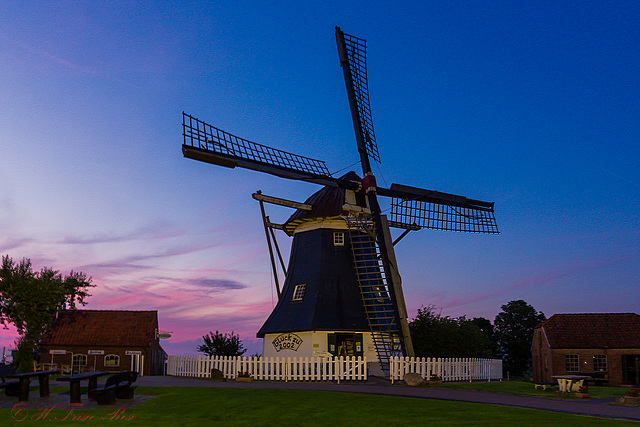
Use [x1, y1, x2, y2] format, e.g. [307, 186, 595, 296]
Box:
[181, 27, 499, 372]
[258, 173, 396, 368]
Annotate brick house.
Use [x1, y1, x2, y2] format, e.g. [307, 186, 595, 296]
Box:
[532, 313, 640, 386]
[40, 310, 167, 376]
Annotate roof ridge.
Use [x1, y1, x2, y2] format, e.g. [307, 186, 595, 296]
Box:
[58, 309, 158, 313]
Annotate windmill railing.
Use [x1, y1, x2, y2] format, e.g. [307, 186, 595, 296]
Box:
[166, 355, 367, 383]
[389, 357, 503, 384]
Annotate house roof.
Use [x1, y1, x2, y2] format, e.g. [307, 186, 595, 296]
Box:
[41, 310, 159, 347]
[537, 313, 640, 349]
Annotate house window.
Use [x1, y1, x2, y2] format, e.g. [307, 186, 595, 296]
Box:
[105, 354, 120, 367]
[72, 354, 87, 367]
[566, 355, 579, 372]
[593, 355, 607, 372]
[292, 284, 306, 301]
[333, 232, 345, 246]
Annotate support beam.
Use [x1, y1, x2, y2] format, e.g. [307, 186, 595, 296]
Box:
[380, 215, 415, 357]
[392, 228, 412, 246]
[252, 192, 312, 211]
[267, 220, 287, 277]
[258, 196, 281, 299]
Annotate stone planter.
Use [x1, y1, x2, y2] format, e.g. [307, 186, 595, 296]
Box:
[575, 392, 590, 399]
[236, 376, 254, 382]
[429, 380, 443, 385]
[616, 396, 640, 406]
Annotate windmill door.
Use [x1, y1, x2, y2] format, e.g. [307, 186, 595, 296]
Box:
[328, 333, 364, 358]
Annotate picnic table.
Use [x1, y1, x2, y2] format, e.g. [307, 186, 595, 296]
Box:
[552, 375, 591, 392]
[6, 370, 61, 401]
[57, 371, 110, 404]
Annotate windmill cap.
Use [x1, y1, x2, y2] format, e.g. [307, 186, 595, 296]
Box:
[283, 171, 361, 235]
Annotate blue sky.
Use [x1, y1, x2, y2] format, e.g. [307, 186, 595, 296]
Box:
[1, 1, 639, 356]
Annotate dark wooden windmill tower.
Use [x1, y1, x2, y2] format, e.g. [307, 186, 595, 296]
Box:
[182, 27, 498, 373]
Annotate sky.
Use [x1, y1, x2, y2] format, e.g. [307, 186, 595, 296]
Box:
[1, 1, 639, 357]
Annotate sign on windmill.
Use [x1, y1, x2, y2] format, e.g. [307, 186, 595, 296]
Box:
[181, 27, 498, 374]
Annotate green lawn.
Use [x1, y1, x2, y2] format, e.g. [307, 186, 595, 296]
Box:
[438, 380, 631, 400]
[0, 386, 636, 426]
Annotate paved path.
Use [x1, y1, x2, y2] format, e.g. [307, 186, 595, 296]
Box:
[136, 376, 640, 421]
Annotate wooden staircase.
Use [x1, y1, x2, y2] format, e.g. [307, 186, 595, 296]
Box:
[346, 218, 402, 373]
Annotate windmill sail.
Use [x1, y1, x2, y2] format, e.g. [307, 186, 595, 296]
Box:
[182, 112, 336, 186]
[390, 198, 499, 233]
[336, 27, 380, 164]
[382, 183, 499, 234]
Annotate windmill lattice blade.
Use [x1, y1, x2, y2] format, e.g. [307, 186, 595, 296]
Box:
[390, 198, 499, 234]
[340, 31, 380, 164]
[183, 112, 330, 177]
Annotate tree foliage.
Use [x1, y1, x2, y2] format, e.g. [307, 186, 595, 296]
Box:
[0, 255, 94, 371]
[471, 316, 496, 355]
[409, 305, 492, 358]
[493, 300, 546, 377]
[197, 330, 246, 357]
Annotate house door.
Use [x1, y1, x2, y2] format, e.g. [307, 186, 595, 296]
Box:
[622, 355, 640, 385]
[130, 354, 145, 376]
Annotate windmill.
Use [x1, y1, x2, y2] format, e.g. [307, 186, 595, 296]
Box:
[182, 27, 498, 373]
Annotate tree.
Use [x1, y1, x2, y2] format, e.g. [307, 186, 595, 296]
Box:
[472, 316, 496, 355]
[0, 255, 94, 372]
[493, 300, 546, 377]
[409, 305, 492, 358]
[197, 330, 246, 357]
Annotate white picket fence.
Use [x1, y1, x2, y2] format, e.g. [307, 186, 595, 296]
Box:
[166, 355, 367, 383]
[389, 357, 503, 384]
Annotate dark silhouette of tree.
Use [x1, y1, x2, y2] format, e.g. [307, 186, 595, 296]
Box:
[409, 305, 492, 358]
[0, 255, 93, 372]
[197, 330, 246, 357]
[472, 316, 496, 355]
[493, 300, 546, 377]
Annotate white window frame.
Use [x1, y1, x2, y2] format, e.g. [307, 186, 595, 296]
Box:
[72, 354, 87, 367]
[566, 354, 579, 372]
[292, 284, 306, 301]
[593, 354, 607, 372]
[333, 232, 345, 247]
[104, 354, 120, 367]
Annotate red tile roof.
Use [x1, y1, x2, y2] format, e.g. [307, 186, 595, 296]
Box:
[538, 313, 640, 349]
[41, 310, 158, 347]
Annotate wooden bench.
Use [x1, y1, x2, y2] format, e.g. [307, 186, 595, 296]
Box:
[57, 371, 110, 404]
[534, 382, 556, 391]
[586, 372, 608, 386]
[5, 370, 61, 401]
[93, 371, 139, 405]
[0, 365, 19, 397]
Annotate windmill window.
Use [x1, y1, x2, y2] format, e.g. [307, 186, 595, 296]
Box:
[333, 232, 345, 246]
[292, 284, 306, 301]
[373, 285, 385, 302]
[104, 354, 120, 367]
